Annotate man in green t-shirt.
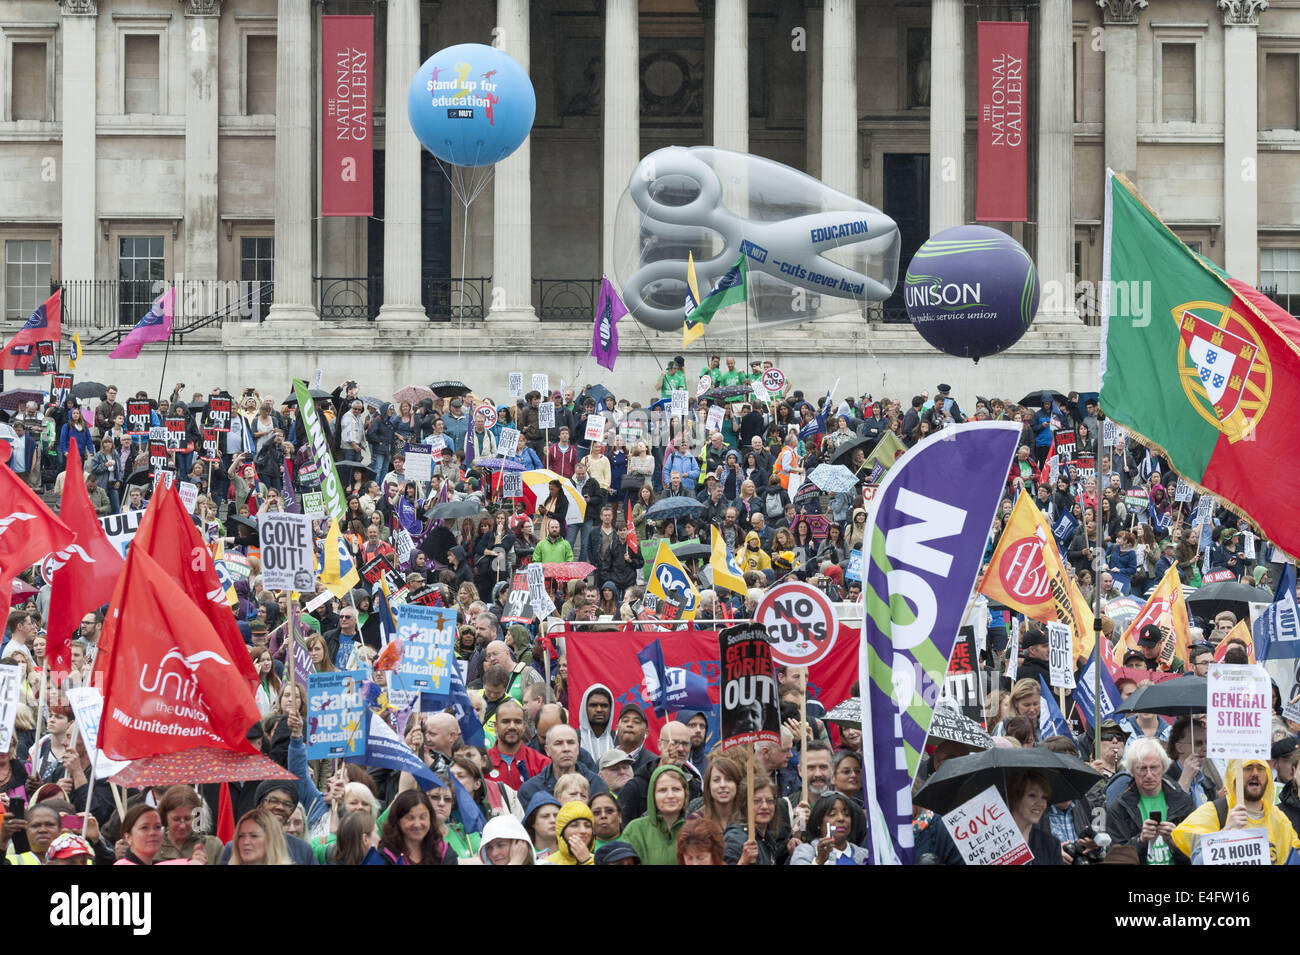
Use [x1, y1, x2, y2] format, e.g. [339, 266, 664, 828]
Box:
[657, 359, 686, 399]
[697, 354, 722, 384]
[717, 355, 744, 387]
[1106, 737, 1195, 864]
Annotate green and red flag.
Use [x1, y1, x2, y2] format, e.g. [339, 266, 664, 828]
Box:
[1100, 171, 1300, 559]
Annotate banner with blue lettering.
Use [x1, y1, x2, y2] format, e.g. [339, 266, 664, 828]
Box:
[306, 670, 367, 759]
[395, 604, 456, 697]
[859, 422, 1020, 865]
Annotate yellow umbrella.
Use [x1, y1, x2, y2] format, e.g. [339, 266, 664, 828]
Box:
[521, 469, 586, 520]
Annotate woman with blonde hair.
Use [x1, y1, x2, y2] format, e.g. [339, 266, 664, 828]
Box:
[228, 808, 294, 865]
[993, 678, 1042, 741]
[305, 633, 336, 674]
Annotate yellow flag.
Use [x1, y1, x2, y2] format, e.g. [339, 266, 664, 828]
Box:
[979, 492, 1094, 663]
[212, 539, 238, 608]
[1113, 564, 1192, 668]
[710, 526, 747, 596]
[1213, 619, 1256, 664]
[683, 252, 706, 348]
[319, 518, 360, 598]
[647, 539, 700, 620]
[68, 332, 82, 370]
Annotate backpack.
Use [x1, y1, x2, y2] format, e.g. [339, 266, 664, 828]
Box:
[765, 491, 784, 520]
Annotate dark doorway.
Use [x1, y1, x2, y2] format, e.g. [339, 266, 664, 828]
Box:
[368, 150, 452, 318]
[882, 153, 930, 321]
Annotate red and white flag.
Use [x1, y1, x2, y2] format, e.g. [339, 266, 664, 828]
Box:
[0, 463, 76, 625]
[93, 545, 260, 760]
[45, 441, 124, 674]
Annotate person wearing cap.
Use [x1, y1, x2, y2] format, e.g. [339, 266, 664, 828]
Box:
[656, 358, 686, 400]
[1272, 737, 1300, 832]
[443, 396, 469, 451]
[1090, 718, 1130, 778]
[1173, 758, 1300, 864]
[44, 831, 95, 866]
[1107, 737, 1195, 864]
[1134, 623, 1184, 673]
[597, 748, 636, 795]
[1015, 624, 1052, 687]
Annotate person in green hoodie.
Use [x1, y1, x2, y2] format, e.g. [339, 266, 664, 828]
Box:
[621, 764, 690, 866]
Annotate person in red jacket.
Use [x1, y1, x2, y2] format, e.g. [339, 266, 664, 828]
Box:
[546, 427, 578, 479]
[486, 699, 551, 790]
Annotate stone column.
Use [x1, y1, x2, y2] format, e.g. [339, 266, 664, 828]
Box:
[929, 0, 964, 233]
[712, 0, 748, 153]
[805, 2, 822, 179]
[821, 0, 857, 196]
[183, 0, 221, 281]
[58, 0, 97, 283]
[488, 0, 536, 322]
[1100, 0, 1144, 182]
[267, 0, 318, 322]
[1221, 0, 1263, 282]
[1036, 0, 1075, 322]
[602, 0, 638, 277]
[378, 0, 425, 325]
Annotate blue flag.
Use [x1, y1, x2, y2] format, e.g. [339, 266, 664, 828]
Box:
[1148, 502, 1171, 535]
[423, 658, 486, 747]
[1256, 563, 1299, 660]
[635, 638, 713, 718]
[798, 389, 834, 442]
[1072, 642, 1121, 730]
[1052, 511, 1080, 551]
[371, 577, 399, 645]
[348, 709, 440, 789]
[1037, 676, 1073, 739]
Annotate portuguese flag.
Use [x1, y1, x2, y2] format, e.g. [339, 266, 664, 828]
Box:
[1100, 171, 1300, 559]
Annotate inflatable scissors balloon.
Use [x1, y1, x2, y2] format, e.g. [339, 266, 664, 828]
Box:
[612, 146, 900, 332]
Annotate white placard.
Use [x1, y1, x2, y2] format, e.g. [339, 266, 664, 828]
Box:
[257, 511, 316, 592]
[405, 444, 433, 482]
[1047, 621, 1075, 689]
[497, 427, 520, 458]
[149, 425, 167, 443]
[1195, 494, 1216, 525]
[705, 405, 725, 432]
[940, 785, 1033, 866]
[302, 491, 326, 519]
[532, 588, 557, 620]
[394, 528, 415, 566]
[502, 471, 523, 498]
[1174, 479, 1194, 503]
[305, 589, 335, 613]
[1243, 531, 1256, 560]
[1007, 617, 1020, 682]
[526, 562, 546, 603]
[178, 481, 199, 514]
[98, 509, 145, 559]
[584, 414, 606, 443]
[65, 686, 131, 780]
[1207, 663, 1272, 761]
[1102, 419, 1119, 446]
[1201, 828, 1270, 866]
[538, 401, 556, 430]
[0, 664, 20, 754]
[670, 389, 689, 418]
[508, 372, 524, 398]
[312, 368, 324, 390]
[532, 373, 549, 395]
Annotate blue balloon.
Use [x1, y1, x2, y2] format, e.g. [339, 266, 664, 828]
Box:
[407, 43, 535, 167]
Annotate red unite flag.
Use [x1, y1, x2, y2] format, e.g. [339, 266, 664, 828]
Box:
[0, 463, 75, 624]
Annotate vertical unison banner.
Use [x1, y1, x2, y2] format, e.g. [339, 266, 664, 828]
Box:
[976, 22, 1028, 222]
[322, 16, 374, 216]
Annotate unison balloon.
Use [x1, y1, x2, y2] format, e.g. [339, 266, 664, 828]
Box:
[903, 225, 1039, 361]
[407, 43, 535, 168]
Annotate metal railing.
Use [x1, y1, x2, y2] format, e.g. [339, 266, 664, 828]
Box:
[316, 276, 382, 321]
[534, 278, 600, 321]
[423, 276, 490, 322]
[315, 276, 492, 322]
[53, 279, 271, 344]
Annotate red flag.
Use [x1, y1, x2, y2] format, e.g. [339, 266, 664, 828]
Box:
[0, 464, 76, 624]
[132, 483, 259, 692]
[625, 500, 639, 556]
[45, 441, 125, 674]
[93, 545, 259, 760]
[0, 289, 61, 370]
[217, 781, 236, 844]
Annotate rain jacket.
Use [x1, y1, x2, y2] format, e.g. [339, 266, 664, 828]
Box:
[578, 682, 616, 760]
[552, 801, 596, 865]
[478, 815, 533, 865]
[1171, 759, 1300, 865]
[620, 764, 690, 866]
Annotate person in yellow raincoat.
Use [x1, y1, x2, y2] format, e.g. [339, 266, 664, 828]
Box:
[1171, 758, 1300, 865]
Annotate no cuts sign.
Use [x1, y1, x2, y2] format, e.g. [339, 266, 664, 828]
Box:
[754, 581, 839, 667]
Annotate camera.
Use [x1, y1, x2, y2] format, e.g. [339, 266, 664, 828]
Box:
[1061, 828, 1113, 864]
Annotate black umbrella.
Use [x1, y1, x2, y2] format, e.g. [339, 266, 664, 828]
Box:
[1186, 580, 1274, 620]
[582, 384, 614, 407]
[671, 541, 711, 561]
[124, 468, 154, 487]
[420, 525, 457, 564]
[1113, 676, 1207, 717]
[827, 434, 870, 467]
[429, 380, 471, 398]
[644, 497, 707, 521]
[912, 747, 1103, 814]
[281, 388, 334, 406]
[343, 463, 376, 481]
[426, 499, 487, 521]
[1017, 390, 1070, 410]
[70, 381, 108, 401]
[928, 704, 995, 751]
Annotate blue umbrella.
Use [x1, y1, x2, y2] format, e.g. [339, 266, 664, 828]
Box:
[807, 463, 858, 494]
[645, 497, 707, 521]
[583, 383, 615, 407]
[470, 457, 525, 471]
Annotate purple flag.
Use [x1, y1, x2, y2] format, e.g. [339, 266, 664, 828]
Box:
[110, 286, 175, 359]
[592, 276, 626, 372]
[281, 459, 298, 513]
[859, 422, 1020, 864]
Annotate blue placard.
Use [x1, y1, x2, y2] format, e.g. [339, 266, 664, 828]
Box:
[846, 548, 863, 582]
[306, 670, 367, 759]
[396, 604, 457, 695]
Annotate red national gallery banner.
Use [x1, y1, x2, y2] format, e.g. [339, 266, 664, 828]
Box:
[322, 16, 374, 217]
[976, 21, 1028, 222]
[562, 624, 859, 751]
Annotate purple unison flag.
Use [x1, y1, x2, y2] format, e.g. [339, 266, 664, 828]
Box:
[110, 286, 175, 359]
[858, 422, 1020, 864]
[592, 276, 626, 372]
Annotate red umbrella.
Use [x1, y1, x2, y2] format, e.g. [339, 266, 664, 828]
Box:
[542, 561, 596, 582]
[108, 747, 297, 788]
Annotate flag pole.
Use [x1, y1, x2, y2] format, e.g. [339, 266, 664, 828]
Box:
[155, 334, 173, 404]
[1093, 413, 1107, 768]
[747, 744, 756, 842]
[799, 675, 809, 809]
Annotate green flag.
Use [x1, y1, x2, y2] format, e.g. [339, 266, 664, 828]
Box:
[293, 378, 347, 527]
[684, 254, 747, 346]
[865, 431, 907, 478]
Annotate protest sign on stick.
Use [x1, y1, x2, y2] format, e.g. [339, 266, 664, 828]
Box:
[1201, 829, 1270, 866]
[532, 373, 549, 395]
[396, 604, 456, 697]
[941, 785, 1033, 865]
[307, 671, 367, 759]
[258, 512, 315, 592]
[1047, 621, 1075, 690]
[508, 373, 523, 398]
[539, 401, 556, 430]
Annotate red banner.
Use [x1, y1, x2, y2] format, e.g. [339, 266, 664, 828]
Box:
[976, 22, 1028, 222]
[562, 624, 859, 751]
[321, 16, 374, 217]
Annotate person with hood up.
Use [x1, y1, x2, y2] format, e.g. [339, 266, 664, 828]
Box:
[578, 683, 616, 759]
[739, 529, 771, 574]
[552, 800, 597, 865]
[476, 814, 535, 865]
[618, 721, 703, 824]
[621, 764, 691, 866]
[523, 791, 562, 861]
[1172, 757, 1300, 864]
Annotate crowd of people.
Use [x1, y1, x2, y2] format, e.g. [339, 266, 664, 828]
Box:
[1, 350, 1294, 866]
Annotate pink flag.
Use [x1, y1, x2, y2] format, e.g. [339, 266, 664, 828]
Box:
[110, 286, 174, 359]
